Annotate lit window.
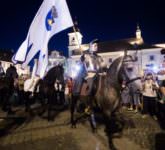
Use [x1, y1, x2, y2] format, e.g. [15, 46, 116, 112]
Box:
[135, 56, 138, 61]
[109, 58, 112, 63]
[149, 55, 155, 61]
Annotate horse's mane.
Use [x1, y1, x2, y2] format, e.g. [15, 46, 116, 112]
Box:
[107, 56, 123, 85]
[44, 65, 64, 85]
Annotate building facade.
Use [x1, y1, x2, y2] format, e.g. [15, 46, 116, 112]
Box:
[68, 26, 165, 76]
[0, 50, 30, 76]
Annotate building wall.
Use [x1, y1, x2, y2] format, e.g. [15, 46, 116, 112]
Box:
[0, 60, 30, 76]
[99, 48, 163, 74]
[68, 48, 163, 77]
[15, 64, 30, 76]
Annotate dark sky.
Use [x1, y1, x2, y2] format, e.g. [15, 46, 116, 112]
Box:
[0, 0, 165, 56]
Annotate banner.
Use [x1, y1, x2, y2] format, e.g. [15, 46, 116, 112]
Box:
[13, 0, 73, 77]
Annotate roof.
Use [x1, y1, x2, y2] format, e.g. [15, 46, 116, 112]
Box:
[97, 38, 159, 53]
[0, 50, 14, 62]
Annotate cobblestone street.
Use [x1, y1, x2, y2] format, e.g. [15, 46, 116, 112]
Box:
[0, 107, 165, 150]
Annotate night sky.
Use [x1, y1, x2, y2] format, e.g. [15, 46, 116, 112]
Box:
[0, 0, 165, 56]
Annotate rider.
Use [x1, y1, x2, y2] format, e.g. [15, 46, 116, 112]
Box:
[72, 54, 88, 96]
[85, 39, 102, 132]
[87, 39, 99, 72]
[72, 40, 101, 131]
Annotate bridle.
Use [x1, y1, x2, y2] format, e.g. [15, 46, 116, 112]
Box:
[122, 55, 141, 85]
[126, 77, 141, 85]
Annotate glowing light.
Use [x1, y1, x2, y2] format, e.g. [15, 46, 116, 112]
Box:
[152, 65, 159, 73]
[75, 64, 81, 72]
[71, 71, 77, 79]
[70, 63, 81, 79]
[119, 52, 124, 56]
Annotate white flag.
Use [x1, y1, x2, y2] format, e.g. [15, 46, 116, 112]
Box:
[13, 0, 73, 78]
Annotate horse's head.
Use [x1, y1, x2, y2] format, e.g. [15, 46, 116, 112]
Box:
[122, 55, 142, 90]
[44, 64, 64, 86]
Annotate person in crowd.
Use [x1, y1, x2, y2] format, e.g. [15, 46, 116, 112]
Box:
[18, 74, 25, 105]
[0, 77, 5, 107]
[2, 73, 15, 114]
[142, 73, 159, 119]
[121, 79, 131, 109]
[24, 75, 40, 112]
[1, 64, 18, 114]
[64, 82, 69, 105]
[6, 64, 18, 79]
[66, 77, 74, 106]
[128, 82, 141, 113]
[160, 80, 165, 104]
[0, 61, 5, 105]
[0, 61, 5, 77]
[157, 80, 165, 124]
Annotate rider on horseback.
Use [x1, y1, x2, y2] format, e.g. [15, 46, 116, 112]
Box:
[72, 45, 102, 96]
[71, 39, 104, 132]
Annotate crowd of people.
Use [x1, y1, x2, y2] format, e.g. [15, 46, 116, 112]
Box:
[0, 62, 31, 113]
[1, 59, 165, 127]
[121, 72, 165, 121]
[0, 61, 74, 118]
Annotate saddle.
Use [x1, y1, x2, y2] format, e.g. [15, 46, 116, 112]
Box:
[80, 72, 96, 96]
[80, 72, 107, 97]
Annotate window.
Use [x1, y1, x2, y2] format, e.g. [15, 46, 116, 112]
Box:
[71, 37, 76, 46]
[72, 37, 75, 41]
[135, 56, 138, 61]
[109, 58, 112, 63]
[149, 55, 155, 61]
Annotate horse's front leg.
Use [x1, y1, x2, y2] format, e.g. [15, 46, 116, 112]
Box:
[70, 95, 78, 128]
[86, 96, 97, 132]
[47, 91, 54, 121]
[89, 112, 97, 133]
[24, 91, 32, 112]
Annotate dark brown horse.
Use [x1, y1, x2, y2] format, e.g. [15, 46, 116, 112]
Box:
[71, 54, 142, 128]
[95, 55, 142, 117]
[32, 64, 64, 97]
[31, 65, 65, 120]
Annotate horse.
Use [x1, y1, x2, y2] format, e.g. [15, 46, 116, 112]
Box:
[70, 53, 142, 130]
[95, 55, 142, 117]
[25, 64, 65, 119]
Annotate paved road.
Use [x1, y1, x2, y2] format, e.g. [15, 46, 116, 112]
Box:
[0, 107, 165, 150]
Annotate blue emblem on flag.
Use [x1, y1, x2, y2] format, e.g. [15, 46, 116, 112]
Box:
[45, 6, 58, 31]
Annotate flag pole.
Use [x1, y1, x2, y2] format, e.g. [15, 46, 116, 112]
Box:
[72, 26, 82, 55]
